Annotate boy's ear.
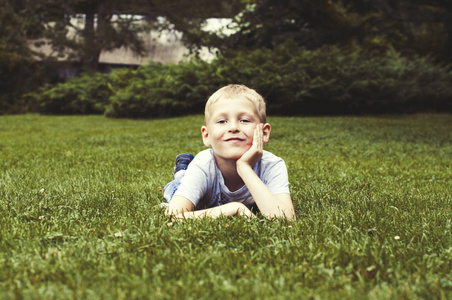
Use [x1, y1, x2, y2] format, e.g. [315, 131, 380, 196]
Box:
[263, 123, 271, 144]
[201, 126, 211, 147]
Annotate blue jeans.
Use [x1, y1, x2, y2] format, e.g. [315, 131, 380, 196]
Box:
[163, 173, 184, 202]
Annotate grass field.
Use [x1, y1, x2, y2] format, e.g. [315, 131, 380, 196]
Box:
[0, 113, 451, 299]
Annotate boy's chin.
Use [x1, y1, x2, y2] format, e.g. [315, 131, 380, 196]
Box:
[214, 151, 247, 162]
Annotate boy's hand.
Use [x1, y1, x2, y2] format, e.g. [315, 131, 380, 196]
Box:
[237, 123, 264, 170]
[166, 199, 255, 219]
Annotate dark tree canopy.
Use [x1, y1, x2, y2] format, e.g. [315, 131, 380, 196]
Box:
[178, 0, 452, 61]
[5, 0, 248, 70]
[2, 0, 452, 73]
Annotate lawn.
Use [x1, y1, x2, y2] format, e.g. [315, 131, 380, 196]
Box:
[0, 114, 451, 299]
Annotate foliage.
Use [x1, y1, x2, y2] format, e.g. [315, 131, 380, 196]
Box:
[152, 0, 247, 53]
[32, 0, 152, 71]
[184, 0, 452, 63]
[213, 43, 452, 115]
[0, 52, 40, 114]
[105, 61, 215, 118]
[34, 43, 451, 117]
[7, 0, 246, 72]
[33, 69, 134, 115]
[32, 41, 452, 117]
[4, 0, 452, 114]
[0, 114, 451, 299]
[340, 0, 452, 61]
[226, 0, 353, 50]
[0, 0, 42, 114]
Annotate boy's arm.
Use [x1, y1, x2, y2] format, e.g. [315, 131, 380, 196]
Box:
[236, 124, 296, 220]
[165, 195, 255, 219]
[237, 166, 296, 219]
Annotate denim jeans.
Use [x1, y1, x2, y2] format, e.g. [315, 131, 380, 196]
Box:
[163, 173, 184, 202]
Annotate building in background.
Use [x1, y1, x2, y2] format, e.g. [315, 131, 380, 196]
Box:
[29, 17, 230, 80]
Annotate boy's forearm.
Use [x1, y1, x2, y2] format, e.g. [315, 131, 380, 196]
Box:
[237, 164, 296, 220]
[169, 202, 255, 219]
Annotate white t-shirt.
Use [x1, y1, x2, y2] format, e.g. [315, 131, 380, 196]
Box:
[173, 149, 290, 210]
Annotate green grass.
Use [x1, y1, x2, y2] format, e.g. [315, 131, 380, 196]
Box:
[0, 114, 451, 299]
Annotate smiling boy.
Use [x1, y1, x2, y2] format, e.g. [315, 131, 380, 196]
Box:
[164, 84, 296, 219]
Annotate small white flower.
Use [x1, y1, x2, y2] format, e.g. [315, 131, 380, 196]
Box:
[38, 216, 44, 220]
[288, 225, 293, 228]
[394, 236, 400, 240]
[39, 188, 45, 194]
[114, 232, 123, 238]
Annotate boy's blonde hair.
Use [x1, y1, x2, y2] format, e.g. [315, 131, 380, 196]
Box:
[204, 84, 266, 124]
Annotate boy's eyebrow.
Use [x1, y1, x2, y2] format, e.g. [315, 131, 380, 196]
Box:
[212, 112, 254, 118]
[211, 111, 227, 118]
[211, 111, 258, 119]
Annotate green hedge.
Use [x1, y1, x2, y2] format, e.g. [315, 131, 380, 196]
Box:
[33, 70, 133, 115]
[33, 44, 452, 117]
[106, 61, 213, 118]
[208, 44, 452, 115]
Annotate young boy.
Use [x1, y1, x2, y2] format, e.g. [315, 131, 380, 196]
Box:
[164, 84, 296, 220]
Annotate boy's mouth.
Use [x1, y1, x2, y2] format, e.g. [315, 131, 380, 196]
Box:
[225, 137, 245, 142]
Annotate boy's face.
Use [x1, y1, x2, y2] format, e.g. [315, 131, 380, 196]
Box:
[201, 97, 270, 163]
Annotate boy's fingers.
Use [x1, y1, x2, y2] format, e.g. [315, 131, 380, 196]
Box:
[253, 126, 260, 149]
[257, 124, 263, 151]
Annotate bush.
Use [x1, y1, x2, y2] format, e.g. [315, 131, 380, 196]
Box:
[32, 43, 452, 118]
[34, 69, 134, 115]
[105, 61, 215, 118]
[208, 43, 452, 115]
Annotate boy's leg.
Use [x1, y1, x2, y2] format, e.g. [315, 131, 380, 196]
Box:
[163, 176, 184, 203]
[163, 153, 194, 203]
[173, 153, 195, 177]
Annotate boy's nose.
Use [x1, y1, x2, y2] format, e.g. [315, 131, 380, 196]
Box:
[228, 121, 239, 132]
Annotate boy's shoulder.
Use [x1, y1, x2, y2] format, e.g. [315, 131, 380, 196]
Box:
[193, 148, 214, 161]
[191, 149, 215, 169]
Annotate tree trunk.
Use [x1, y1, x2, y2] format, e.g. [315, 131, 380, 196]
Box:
[82, 0, 106, 71]
[83, 11, 97, 71]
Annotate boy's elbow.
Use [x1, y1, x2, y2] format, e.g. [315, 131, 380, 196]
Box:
[165, 196, 195, 216]
[164, 206, 185, 218]
[164, 204, 182, 217]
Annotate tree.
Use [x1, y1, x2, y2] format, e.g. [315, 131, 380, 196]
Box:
[146, 0, 249, 54]
[342, 0, 452, 60]
[171, 0, 362, 53]
[0, 0, 41, 113]
[30, 0, 154, 71]
[27, 0, 248, 71]
[176, 0, 452, 61]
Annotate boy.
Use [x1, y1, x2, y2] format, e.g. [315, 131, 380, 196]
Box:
[164, 84, 296, 220]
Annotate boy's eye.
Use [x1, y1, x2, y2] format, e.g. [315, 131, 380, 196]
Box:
[217, 120, 227, 124]
[240, 119, 251, 123]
